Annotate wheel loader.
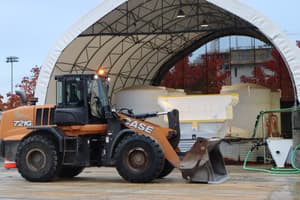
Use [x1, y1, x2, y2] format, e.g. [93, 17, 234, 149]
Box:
[0, 73, 227, 183]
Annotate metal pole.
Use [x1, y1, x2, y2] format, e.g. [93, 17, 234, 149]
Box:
[11, 62, 13, 94]
[6, 56, 19, 94]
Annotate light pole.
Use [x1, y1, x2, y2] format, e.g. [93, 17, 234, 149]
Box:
[6, 56, 19, 94]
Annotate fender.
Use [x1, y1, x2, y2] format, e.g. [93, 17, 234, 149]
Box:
[0, 126, 65, 161]
[117, 113, 181, 168]
[107, 128, 135, 159]
[27, 126, 65, 152]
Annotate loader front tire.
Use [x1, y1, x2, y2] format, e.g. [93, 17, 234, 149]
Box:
[157, 160, 174, 178]
[115, 134, 164, 183]
[16, 135, 59, 182]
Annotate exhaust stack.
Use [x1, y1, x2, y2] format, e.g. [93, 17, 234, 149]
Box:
[15, 90, 27, 106]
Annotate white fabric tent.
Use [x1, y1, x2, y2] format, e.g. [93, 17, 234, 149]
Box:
[35, 0, 300, 104]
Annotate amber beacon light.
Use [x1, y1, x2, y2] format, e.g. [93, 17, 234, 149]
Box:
[96, 67, 107, 78]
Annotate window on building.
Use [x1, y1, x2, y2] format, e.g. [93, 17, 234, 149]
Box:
[234, 67, 238, 77]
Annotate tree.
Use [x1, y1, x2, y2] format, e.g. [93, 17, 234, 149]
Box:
[161, 53, 228, 94]
[3, 93, 21, 110]
[0, 66, 40, 110]
[16, 66, 40, 101]
[201, 53, 229, 93]
[0, 95, 4, 111]
[161, 57, 188, 89]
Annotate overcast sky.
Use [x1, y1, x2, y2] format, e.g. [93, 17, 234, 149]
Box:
[0, 0, 299, 96]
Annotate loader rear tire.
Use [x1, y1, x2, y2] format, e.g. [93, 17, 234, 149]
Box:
[115, 134, 164, 183]
[16, 135, 59, 182]
[58, 166, 85, 178]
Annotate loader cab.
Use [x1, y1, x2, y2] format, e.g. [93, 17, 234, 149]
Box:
[54, 74, 110, 125]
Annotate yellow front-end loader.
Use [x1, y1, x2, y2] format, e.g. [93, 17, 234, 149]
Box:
[0, 73, 227, 183]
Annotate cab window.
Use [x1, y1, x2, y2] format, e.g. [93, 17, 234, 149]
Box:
[65, 78, 83, 107]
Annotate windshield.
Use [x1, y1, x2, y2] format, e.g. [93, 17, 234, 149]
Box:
[89, 77, 109, 118]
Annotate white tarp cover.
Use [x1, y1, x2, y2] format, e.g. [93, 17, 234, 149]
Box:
[35, 0, 300, 104]
[36, 0, 127, 104]
[158, 94, 239, 122]
[158, 94, 238, 138]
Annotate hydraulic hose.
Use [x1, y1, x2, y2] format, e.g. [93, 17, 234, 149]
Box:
[251, 107, 300, 138]
[243, 143, 300, 174]
[290, 143, 300, 171]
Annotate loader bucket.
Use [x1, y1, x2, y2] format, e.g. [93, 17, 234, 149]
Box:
[180, 137, 228, 183]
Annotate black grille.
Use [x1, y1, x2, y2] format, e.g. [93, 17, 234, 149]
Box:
[49, 108, 55, 124]
[43, 108, 49, 125]
[35, 107, 55, 126]
[36, 108, 42, 126]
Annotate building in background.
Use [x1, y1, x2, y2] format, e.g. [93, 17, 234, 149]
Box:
[230, 46, 272, 85]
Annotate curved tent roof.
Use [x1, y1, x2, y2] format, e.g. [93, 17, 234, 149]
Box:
[36, 0, 300, 104]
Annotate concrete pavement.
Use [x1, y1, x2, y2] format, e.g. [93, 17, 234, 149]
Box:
[0, 163, 299, 200]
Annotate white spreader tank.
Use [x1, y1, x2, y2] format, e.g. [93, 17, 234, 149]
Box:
[157, 94, 239, 151]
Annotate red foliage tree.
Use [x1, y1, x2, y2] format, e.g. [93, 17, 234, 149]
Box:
[0, 95, 5, 111]
[161, 57, 188, 89]
[161, 53, 228, 94]
[16, 66, 40, 101]
[0, 66, 40, 110]
[3, 94, 21, 110]
[202, 54, 228, 93]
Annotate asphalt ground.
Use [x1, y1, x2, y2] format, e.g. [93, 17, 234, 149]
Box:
[0, 162, 299, 200]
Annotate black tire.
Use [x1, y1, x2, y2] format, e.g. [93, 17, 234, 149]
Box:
[58, 166, 85, 178]
[115, 134, 164, 183]
[157, 160, 174, 179]
[16, 135, 59, 182]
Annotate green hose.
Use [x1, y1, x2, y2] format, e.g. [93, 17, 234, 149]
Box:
[290, 144, 300, 170]
[243, 143, 300, 174]
[251, 107, 300, 138]
[244, 107, 300, 173]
